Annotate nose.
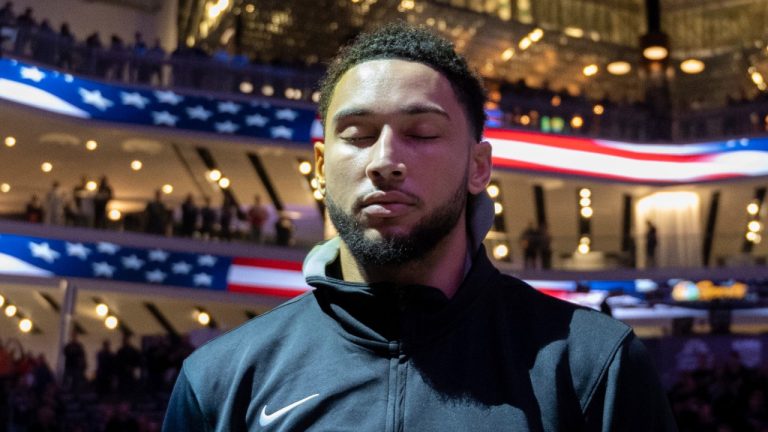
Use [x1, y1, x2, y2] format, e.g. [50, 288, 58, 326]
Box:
[365, 128, 407, 184]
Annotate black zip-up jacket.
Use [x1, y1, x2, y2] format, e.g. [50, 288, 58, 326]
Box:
[163, 237, 676, 431]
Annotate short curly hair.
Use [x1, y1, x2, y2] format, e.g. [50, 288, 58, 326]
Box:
[318, 22, 487, 142]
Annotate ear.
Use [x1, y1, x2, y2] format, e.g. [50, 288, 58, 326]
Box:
[314, 141, 326, 190]
[467, 140, 492, 195]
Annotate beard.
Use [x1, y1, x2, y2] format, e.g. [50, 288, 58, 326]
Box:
[325, 173, 468, 267]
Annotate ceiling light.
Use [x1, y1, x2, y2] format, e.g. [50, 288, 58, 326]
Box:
[108, 209, 121, 221]
[520, 115, 531, 125]
[239, 81, 254, 94]
[494, 202, 503, 215]
[580, 236, 591, 244]
[643, 46, 668, 61]
[85, 140, 98, 150]
[261, 85, 274, 96]
[579, 188, 591, 198]
[747, 202, 760, 215]
[298, 161, 312, 175]
[86, 181, 97, 191]
[0, 183, 9, 193]
[105, 315, 118, 330]
[130, 160, 143, 171]
[580, 207, 593, 218]
[501, 48, 515, 61]
[518, 37, 532, 50]
[606, 61, 631, 75]
[95, 303, 109, 317]
[486, 184, 500, 199]
[4, 305, 17, 317]
[550, 95, 561, 107]
[245, 4, 255, 13]
[0, 296, 5, 307]
[563, 27, 584, 38]
[746, 231, 761, 243]
[593, 104, 604, 115]
[748, 220, 762, 232]
[18, 318, 32, 333]
[4, 136, 16, 147]
[680, 59, 705, 74]
[196, 311, 211, 326]
[41, 162, 53, 173]
[162, 184, 174, 194]
[492, 244, 510, 260]
[529, 28, 544, 42]
[577, 243, 590, 254]
[582, 64, 599, 77]
[580, 197, 591, 207]
[751, 71, 765, 86]
[208, 169, 222, 181]
[218, 177, 230, 189]
[570, 116, 584, 129]
[312, 91, 321, 103]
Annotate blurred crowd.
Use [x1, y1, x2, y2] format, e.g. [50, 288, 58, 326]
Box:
[21, 177, 293, 246]
[669, 351, 768, 432]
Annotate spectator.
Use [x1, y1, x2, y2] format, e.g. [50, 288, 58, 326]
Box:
[31, 19, 55, 64]
[144, 189, 168, 235]
[274, 213, 294, 246]
[519, 222, 539, 269]
[56, 23, 74, 69]
[146, 38, 165, 85]
[72, 176, 94, 227]
[114, 334, 140, 393]
[83, 31, 104, 77]
[12, 6, 33, 55]
[107, 34, 126, 81]
[218, 196, 235, 241]
[179, 194, 198, 237]
[95, 340, 115, 395]
[25, 194, 43, 223]
[62, 332, 86, 391]
[199, 196, 216, 239]
[0, 2, 14, 27]
[247, 194, 268, 243]
[646, 220, 658, 268]
[93, 175, 113, 229]
[44, 181, 65, 225]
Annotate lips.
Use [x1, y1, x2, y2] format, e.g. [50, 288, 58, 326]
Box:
[358, 190, 417, 218]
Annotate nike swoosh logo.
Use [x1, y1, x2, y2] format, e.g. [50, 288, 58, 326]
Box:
[259, 393, 320, 427]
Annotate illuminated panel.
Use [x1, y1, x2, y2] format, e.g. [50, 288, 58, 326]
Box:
[486, 129, 768, 184]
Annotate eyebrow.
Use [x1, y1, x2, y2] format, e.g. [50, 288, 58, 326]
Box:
[331, 104, 451, 126]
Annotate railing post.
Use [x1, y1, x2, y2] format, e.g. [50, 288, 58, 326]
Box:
[55, 279, 77, 384]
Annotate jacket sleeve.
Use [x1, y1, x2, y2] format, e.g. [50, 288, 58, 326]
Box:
[585, 334, 678, 432]
[163, 365, 209, 432]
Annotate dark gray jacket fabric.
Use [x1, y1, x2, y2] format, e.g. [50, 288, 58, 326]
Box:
[163, 241, 677, 431]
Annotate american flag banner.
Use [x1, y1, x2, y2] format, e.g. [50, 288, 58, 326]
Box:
[487, 129, 768, 184]
[0, 233, 312, 297]
[0, 59, 317, 143]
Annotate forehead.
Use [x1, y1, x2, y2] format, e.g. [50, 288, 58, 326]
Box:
[326, 59, 465, 124]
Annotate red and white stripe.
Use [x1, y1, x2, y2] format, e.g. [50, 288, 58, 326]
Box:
[227, 257, 311, 298]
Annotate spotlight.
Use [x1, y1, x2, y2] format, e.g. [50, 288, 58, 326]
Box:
[86, 181, 97, 191]
[747, 202, 759, 216]
[0, 295, 4, 307]
[4, 304, 17, 317]
[494, 202, 504, 215]
[298, 161, 312, 175]
[162, 184, 174, 194]
[577, 243, 590, 254]
[208, 169, 222, 181]
[492, 244, 510, 260]
[486, 184, 500, 199]
[41, 162, 53, 173]
[105, 315, 118, 330]
[748, 220, 762, 232]
[4, 136, 16, 147]
[580, 207, 593, 218]
[196, 311, 211, 326]
[130, 160, 143, 171]
[218, 177, 230, 189]
[18, 318, 32, 333]
[0, 183, 10, 193]
[85, 140, 98, 150]
[501, 48, 515, 61]
[582, 64, 599, 77]
[680, 59, 704, 74]
[606, 61, 631, 75]
[108, 209, 122, 221]
[579, 188, 591, 198]
[95, 303, 109, 317]
[570, 116, 584, 129]
[579, 197, 591, 207]
[643, 46, 668, 61]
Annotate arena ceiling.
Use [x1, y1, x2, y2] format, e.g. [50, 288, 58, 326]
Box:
[178, 0, 768, 109]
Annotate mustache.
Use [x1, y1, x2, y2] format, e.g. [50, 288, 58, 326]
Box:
[350, 188, 421, 212]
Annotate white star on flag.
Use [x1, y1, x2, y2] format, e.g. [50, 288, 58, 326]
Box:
[171, 261, 192, 274]
[245, 114, 269, 127]
[121, 91, 150, 109]
[79, 88, 114, 111]
[198, 255, 217, 267]
[193, 273, 213, 287]
[92, 262, 116, 278]
[66, 243, 91, 260]
[122, 254, 145, 270]
[20, 66, 45, 82]
[215, 121, 239, 134]
[251, 101, 271, 109]
[148, 249, 169, 262]
[29, 242, 60, 263]
[152, 111, 179, 126]
[186, 105, 213, 121]
[275, 108, 298, 121]
[218, 101, 242, 114]
[270, 126, 293, 139]
[97, 242, 121, 254]
[146, 269, 167, 283]
[64, 74, 74, 82]
[154, 90, 184, 105]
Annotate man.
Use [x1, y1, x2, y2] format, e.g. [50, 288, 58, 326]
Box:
[164, 23, 676, 431]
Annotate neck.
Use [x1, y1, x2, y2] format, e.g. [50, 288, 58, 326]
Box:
[339, 216, 469, 299]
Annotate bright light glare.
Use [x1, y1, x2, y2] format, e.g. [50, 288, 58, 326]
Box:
[492, 244, 510, 260]
[218, 177, 230, 189]
[580, 207, 593, 218]
[571, 116, 584, 129]
[239, 81, 254, 94]
[108, 209, 121, 221]
[41, 162, 53, 173]
[606, 61, 631, 75]
[197, 311, 211, 326]
[4, 305, 17, 317]
[208, 169, 222, 181]
[105, 315, 118, 330]
[131, 160, 143, 171]
[529, 28, 544, 42]
[579, 197, 591, 207]
[0, 295, 4, 307]
[747, 202, 760, 215]
[298, 161, 312, 175]
[748, 220, 762, 232]
[313, 190, 324, 200]
[86, 181, 97, 191]
[582, 64, 598, 77]
[95, 303, 109, 317]
[518, 37, 532, 50]
[579, 188, 591, 198]
[162, 184, 174, 194]
[18, 318, 32, 333]
[501, 48, 515, 61]
[0, 183, 10, 193]
[593, 104, 604, 115]
[680, 59, 705, 74]
[643, 45, 668, 61]
[577, 243, 590, 254]
[494, 202, 504, 215]
[487, 184, 500, 199]
[261, 85, 275, 96]
[85, 140, 98, 150]
[4, 136, 16, 147]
